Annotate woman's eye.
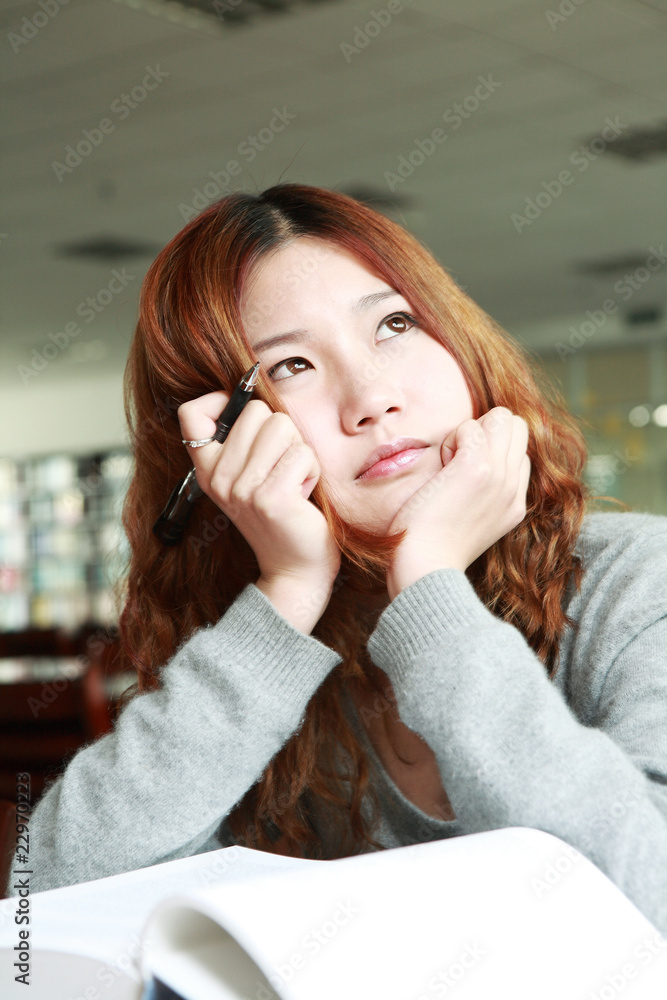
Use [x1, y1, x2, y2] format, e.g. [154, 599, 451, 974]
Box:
[377, 312, 418, 340]
[266, 312, 419, 382]
[267, 357, 312, 382]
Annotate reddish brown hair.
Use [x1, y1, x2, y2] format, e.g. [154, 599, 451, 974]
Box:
[118, 182, 593, 859]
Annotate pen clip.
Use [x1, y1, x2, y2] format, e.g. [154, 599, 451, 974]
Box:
[152, 469, 202, 545]
[152, 362, 259, 545]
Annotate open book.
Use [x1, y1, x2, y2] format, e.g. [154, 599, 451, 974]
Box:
[1, 826, 666, 1000]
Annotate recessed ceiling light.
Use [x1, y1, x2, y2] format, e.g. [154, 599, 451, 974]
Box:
[629, 405, 650, 427]
[652, 405, 667, 428]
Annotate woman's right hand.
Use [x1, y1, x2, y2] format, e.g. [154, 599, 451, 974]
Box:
[177, 391, 341, 623]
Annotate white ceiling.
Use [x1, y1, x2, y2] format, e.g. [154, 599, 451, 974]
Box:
[2, 0, 667, 408]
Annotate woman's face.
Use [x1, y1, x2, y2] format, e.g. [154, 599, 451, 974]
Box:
[240, 237, 474, 534]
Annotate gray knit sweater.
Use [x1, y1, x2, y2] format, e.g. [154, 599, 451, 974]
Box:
[7, 511, 667, 936]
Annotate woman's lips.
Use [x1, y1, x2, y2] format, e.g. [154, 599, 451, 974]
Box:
[357, 447, 428, 481]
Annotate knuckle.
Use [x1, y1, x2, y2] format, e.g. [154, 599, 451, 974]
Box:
[229, 481, 251, 505]
[512, 491, 527, 516]
[246, 398, 271, 417]
[503, 479, 518, 502]
[489, 406, 512, 427]
[253, 487, 279, 517]
[268, 410, 294, 430]
[473, 459, 492, 480]
[283, 440, 308, 467]
[210, 470, 231, 503]
[177, 399, 194, 422]
[462, 423, 484, 447]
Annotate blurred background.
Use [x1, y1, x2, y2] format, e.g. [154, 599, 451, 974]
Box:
[0, 0, 666, 798]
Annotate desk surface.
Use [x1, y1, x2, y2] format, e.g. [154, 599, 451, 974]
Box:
[0, 655, 135, 698]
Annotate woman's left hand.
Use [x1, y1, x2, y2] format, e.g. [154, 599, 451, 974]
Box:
[385, 407, 531, 600]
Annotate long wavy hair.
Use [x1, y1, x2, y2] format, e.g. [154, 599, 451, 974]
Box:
[117, 182, 595, 860]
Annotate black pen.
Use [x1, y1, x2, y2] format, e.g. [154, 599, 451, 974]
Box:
[152, 362, 260, 545]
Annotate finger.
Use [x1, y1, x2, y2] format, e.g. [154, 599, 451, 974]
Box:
[514, 453, 532, 520]
[177, 393, 233, 492]
[505, 415, 530, 477]
[448, 417, 493, 464]
[477, 407, 515, 458]
[177, 391, 231, 443]
[440, 427, 457, 466]
[519, 452, 531, 498]
[225, 411, 304, 498]
[179, 396, 272, 501]
[257, 441, 321, 504]
[208, 401, 278, 483]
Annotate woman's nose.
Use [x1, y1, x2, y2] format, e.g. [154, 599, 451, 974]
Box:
[338, 357, 406, 431]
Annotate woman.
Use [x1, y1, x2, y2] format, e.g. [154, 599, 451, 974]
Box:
[10, 184, 667, 937]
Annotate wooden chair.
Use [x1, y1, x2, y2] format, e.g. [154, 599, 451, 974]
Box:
[0, 627, 74, 659]
[0, 657, 117, 897]
[0, 659, 113, 801]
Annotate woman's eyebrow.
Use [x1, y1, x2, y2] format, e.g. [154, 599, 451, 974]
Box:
[250, 290, 404, 356]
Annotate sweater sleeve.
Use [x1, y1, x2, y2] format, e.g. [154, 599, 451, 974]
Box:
[366, 567, 667, 937]
[6, 582, 341, 895]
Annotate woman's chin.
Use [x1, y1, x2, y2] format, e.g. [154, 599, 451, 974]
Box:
[332, 468, 437, 535]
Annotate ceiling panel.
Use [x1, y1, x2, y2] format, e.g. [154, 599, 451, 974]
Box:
[2, 0, 666, 394]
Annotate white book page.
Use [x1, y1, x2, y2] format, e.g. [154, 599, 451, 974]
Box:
[0, 845, 321, 982]
[143, 827, 667, 1000]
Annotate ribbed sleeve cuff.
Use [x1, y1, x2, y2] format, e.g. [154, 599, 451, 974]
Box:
[367, 568, 502, 677]
[195, 581, 342, 704]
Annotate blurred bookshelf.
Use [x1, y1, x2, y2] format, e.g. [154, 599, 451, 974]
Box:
[0, 449, 132, 633]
